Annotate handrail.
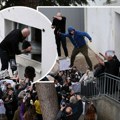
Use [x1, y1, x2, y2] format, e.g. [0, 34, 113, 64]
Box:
[97, 73, 120, 79]
[81, 73, 120, 103]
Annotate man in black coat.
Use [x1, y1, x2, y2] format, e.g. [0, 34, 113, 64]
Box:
[51, 12, 68, 59]
[0, 28, 32, 71]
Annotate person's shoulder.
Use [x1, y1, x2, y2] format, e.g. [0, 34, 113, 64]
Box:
[62, 16, 66, 19]
[60, 17, 66, 22]
[12, 29, 21, 32]
[75, 30, 81, 34]
[10, 29, 21, 35]
[8, 29, 19, 35]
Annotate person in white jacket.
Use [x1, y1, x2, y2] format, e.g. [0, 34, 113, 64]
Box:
[79, 70, 94, 86]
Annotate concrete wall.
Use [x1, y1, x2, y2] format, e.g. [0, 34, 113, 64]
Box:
[114, 9, 120, 61]
[86, 8, 120, 60]
[37, 7, 120, 61]
[95, 96, 120, 120]
[37, 7, 85, 31]
[86, 8, 114, 54]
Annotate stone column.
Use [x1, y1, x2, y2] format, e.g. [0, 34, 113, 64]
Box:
[36, 82, 59, 120]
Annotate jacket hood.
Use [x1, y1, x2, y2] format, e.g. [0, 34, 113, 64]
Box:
[68, 26, 75, 33]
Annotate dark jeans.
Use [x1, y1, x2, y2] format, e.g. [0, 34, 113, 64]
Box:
[0, 47, 9, 70]
[70, 45, 92, 69]
[6, 111, 14, 120]
[55, 35, 68, 57]
[36, 113, 43, 120]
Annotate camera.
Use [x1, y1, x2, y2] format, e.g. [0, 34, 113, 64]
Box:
[62, 103, 66, 107]
[61, 101, 66, 107]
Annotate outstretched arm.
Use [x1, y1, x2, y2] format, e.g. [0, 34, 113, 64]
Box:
[53, 16, 62, 20]
[81, 32, 92, 42]
[95, 54, 105, 66]
[56, 105, 65, 120]
[74, 95, 83, 119]
[59, 32, 69, 38]
[99, 52, 106, 60]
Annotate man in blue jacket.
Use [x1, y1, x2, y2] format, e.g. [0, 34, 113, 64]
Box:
[60, 26, 93, 70]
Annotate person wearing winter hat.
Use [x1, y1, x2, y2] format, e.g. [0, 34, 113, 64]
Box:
[59, 26, 93, 70]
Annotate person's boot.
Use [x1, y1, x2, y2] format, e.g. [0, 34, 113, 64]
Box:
[69, 64, 73, 68]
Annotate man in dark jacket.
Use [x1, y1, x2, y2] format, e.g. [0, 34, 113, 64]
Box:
[95, 50, 120, 94]
[95, 50, 120, 76]
[60, 26, 92, 70]
[56, 95, 83, 120]
[0, 28, 31, 71]
[51, 12, 68, 59]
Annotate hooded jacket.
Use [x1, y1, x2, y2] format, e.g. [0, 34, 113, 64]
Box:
[60, 26, 92, 48]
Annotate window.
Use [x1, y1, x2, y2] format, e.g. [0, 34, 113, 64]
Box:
[13, 22, 41, 62]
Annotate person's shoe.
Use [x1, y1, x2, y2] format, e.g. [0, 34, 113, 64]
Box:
[56, 57, 60, 61]
[59, 56, 64, 60]
[69, 64, 73, 68]
[88, 67, 93, 71]
[66, 56, 70, 61]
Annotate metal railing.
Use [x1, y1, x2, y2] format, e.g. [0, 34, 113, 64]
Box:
[80, 73, 120, 103]
[97, 73, 120, 102]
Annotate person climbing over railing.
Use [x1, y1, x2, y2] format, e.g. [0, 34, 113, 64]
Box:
[95, 50, 120, 94]
[95, 50, 120, 77]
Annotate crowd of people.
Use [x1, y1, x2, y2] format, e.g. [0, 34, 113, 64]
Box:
[0, 11, 119, 120]
[0, 27, 44, 120]
[52, 12, 93, 70]
[53, 49, 120, 120]
[53, 66, 98, 120]
[0, 66, 43, 120]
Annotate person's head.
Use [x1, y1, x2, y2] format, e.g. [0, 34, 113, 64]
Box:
[7, 88, 14, 95]
[65, 106, 73, 116]
[66, 77, 71, 83]
[15, 84, 21, 90]
[6, 83, 12, 89]
[3, 81, 7, 85]
[86, 103, 97, 114]
[58, 71, 63, 76]
[105, 50, 114, 61]
[56, 12, 62, 17]
[68, 26, 75, 35]
[24, 66, 36, 81]
[35, 95, 39, 100]
[21, 28, 30, 38]
[19, 79, 26, 86]
[70, 95, 77, 104]
[54, 79, 58, 84]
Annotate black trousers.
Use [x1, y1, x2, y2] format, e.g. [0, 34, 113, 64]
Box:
[0, 47, 9, 70]
[55, 35, 68, 57]
[36, 113, 43, 120]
